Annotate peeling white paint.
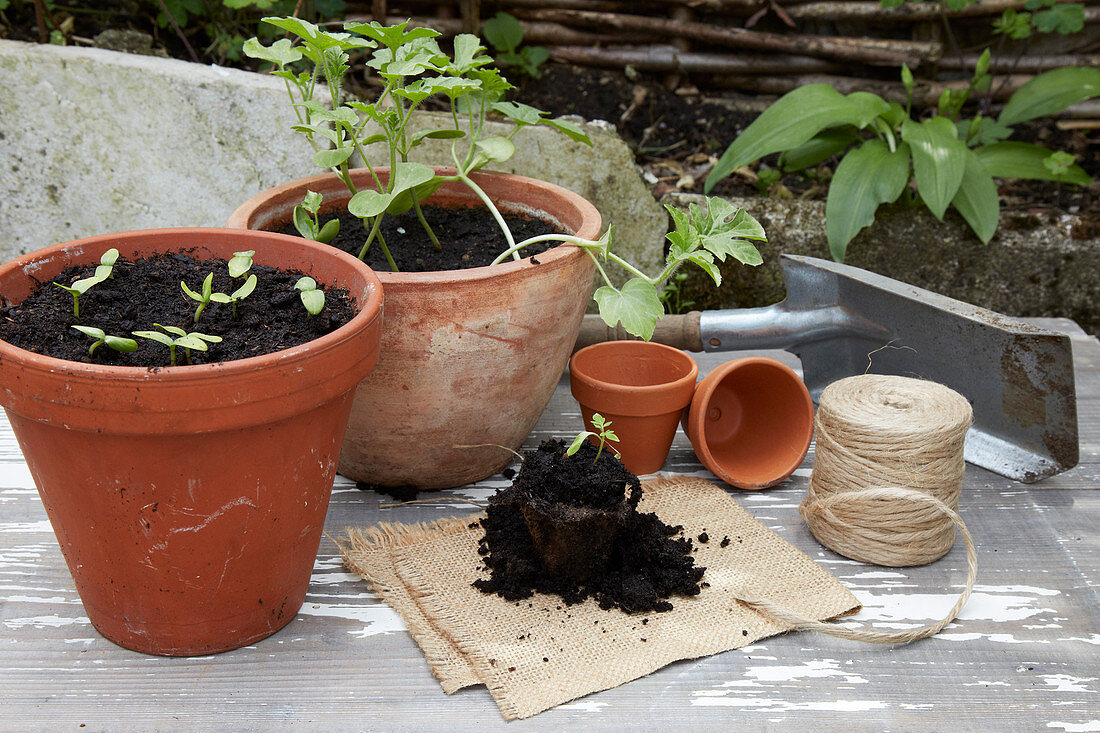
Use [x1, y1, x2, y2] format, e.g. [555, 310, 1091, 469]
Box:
[692, 695, 887, 712]
[558, 701, 608, 712]
[295, 602, 406, 637]
[0, 464, 36, 489]
[4, 614, 90, 629]
[1042, 675, 1097, 693]
[1059, 635, 1100, 646]
[1047, 722, 1100, 732]
[0, 521, 53, 534]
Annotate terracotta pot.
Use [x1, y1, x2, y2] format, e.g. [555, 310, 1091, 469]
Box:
[0, 228, 384, 655]
[569, 341, 698, 475]
[684, 357, 814, 490]
[228, 168, 599, 489]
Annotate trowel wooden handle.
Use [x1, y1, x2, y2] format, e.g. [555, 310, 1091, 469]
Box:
[574, 312, 704, 352]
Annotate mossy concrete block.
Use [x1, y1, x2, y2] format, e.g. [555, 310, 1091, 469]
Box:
[0, 40, 310, 258]
[0, 40, 666, 280]
[361, 112, 668, 283]
[665, 192, 1100, 336]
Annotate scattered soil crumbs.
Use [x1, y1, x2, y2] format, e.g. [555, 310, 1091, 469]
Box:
[473, 439, 705, 614]
[0, 252, 354, 367]
[281, 204, 562, 273]
[357, 482, 419, 502]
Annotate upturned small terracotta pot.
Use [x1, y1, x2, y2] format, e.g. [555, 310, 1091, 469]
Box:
[0, 228, 384, 655]
[684, 357, 814, 490]
[569, 341, 699, 475]
[229, 167, 599, 489]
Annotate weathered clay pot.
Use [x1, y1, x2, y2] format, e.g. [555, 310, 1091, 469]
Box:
[683, 357, 814, 489]
[229, 168, 600, 489]
[569, 341, 699, 475]
[0, 228, 383, 655]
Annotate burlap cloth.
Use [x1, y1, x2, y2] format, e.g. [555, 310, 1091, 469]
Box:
[341, 475, 860, 720]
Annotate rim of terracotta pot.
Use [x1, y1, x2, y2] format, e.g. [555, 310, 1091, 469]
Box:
[569, 341, 699, 417]
[686, 357, 814, 490]
[227, 167, 601, 285]
[0, 228, 384, 433]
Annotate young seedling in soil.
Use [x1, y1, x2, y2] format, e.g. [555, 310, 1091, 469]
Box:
[567, 413, 620, 463]
[180, 273, 216, 323]
[227, 250, 256, 278]
[474, 439, 705, 614]
[292, 191, 340, 245]
[133, 324, 223, 366]
[245, 19, 766, 341]
[210, 274, 258, 318]
[52, 248, 121, 316]
[70, 325, 137, 356]
[294, 276, 325, 315]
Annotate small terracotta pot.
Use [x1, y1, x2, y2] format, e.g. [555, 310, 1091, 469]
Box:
[684, 357, 814, 490]
[569, 342, 698, 475]
[228, 168, 599, 489]
[0, 228, 383, 655]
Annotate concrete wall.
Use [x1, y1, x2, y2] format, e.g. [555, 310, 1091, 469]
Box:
[0, 40, 665, 278]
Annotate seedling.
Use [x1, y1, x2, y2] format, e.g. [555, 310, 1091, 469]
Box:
[133, 324, 223, 366]
[70, 325, 138, 356]
[210, 274, 258, 318]
[181, 273, 215, 322]
[483, 12, 550, 79]
[566, 413, 621, 463]
[292, 191, 340, 244]
[52, 248, 121, 316]
[294, 276, 325, 315]
[228, 250, 256, 278]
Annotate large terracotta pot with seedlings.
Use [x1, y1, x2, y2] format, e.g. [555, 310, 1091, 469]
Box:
[233, 18, 766, 489]
[0, 228, 383, 655]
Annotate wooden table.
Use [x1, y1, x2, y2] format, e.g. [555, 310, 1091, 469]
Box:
[3, 322, 1098, 731]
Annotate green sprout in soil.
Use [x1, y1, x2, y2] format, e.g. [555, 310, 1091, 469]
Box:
[70, 325, 138, 357]
[133, 324, 223, 366]
[228, 250, 256, 278]
[210, 274, 258, 318]
[53, 248, 121, 316]
[294, 276, 326, 315]
[293, 191, 340, 244]
[567, 413, 621, 463]
[181, 273, 215, 322]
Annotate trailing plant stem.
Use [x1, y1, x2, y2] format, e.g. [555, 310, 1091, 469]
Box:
[458, 172, 519, 259]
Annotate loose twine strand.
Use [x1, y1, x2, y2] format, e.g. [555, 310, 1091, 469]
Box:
[739, 375, 978, 645]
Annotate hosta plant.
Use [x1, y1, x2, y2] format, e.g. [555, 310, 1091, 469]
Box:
[705, 59, 1100, 261]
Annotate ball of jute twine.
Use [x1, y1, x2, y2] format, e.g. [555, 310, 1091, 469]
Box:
[732, 375, 978, 645]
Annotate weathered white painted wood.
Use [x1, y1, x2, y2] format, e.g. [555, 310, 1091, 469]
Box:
[1, 333, 1097, 731]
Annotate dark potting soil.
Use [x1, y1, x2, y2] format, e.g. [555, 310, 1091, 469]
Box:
[280, 204, 563, 273]
[0, 252, 354, 367]
[473, 440, 706, 614]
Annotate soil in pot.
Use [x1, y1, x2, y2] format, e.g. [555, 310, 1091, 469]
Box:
[0, 252, 354, 366]
[280, 205, 562, 272]
[474, 439, 706, 614]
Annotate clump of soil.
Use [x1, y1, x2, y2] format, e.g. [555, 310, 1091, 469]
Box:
[474, 439, 705, 614]
[281, 204, 563, 272]
[0, 252, 354, 367]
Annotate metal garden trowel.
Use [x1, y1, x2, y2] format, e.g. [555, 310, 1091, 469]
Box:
[576, 254, 1079, 483]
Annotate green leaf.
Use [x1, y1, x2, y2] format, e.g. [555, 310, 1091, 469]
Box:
[180, 280, 203, 302]
[300, 289, 326, 315]
[846, 91, 892, 122]
[317, 218, 340, 244]
[998, 67, 1100, 127]
[158, 324, 187, 337]
[825, 140, 911, 262]
[192, 333, 223, 344]
[345, 20, 439, 50]
[901, 64, 915, 96]
[202, 272, 213, 299]
[451, 33, 491, 73]
[72, 325, 106, 339]
[951, 149, 1000, 244]
[483, 11, 524, 52]
[491, 101, 544, 126]
[105, 335, 138, 353]
[348, 189, 392, 219]
[674, 198, 767, 265]
[543, 117, 591, 145]
[974, 142, 1092, 185]
[566, 431, 595, 457]
[778, 128, 860, 171]
[686, 251, 722, 287]
[133, 330, 173, 346]
[263, 17, 373, 51]
[901, 117, 967, 220]
[408, 128, 467, 147]
[388, 162, 436, 196]
[174, 334, 210, 352]
[314, 147, 354, 169]
[295, 276, 318, 292]
[100, 248, 120, 267]
[592, 278, 665, 342]
[293, 205, 317, 239]
[232, 274, 258, 300]
[1032, 3, 1084, 33]
[228, 250, 255, 278]
[242, 37, 302, 67]
[474, 136, 516, 164]
[705, 84, 885, 191]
